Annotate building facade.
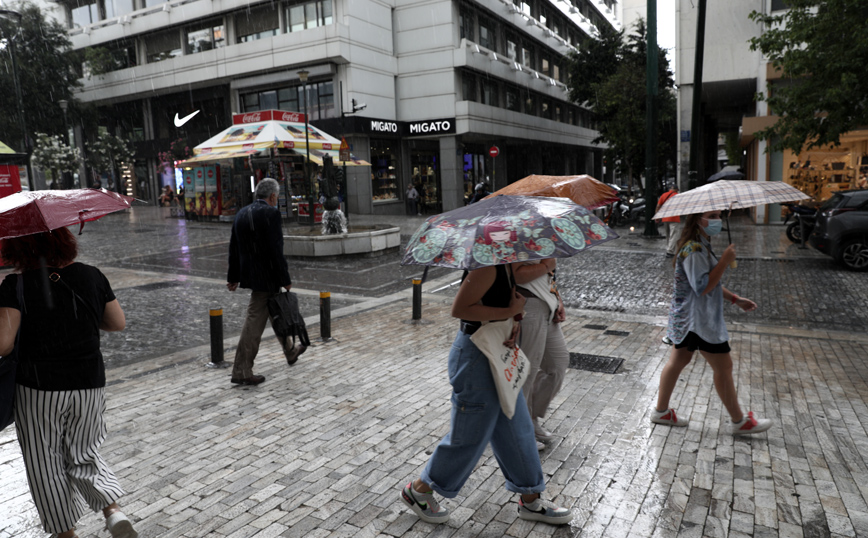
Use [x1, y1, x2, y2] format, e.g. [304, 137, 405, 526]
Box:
[56, 0, 621, 213]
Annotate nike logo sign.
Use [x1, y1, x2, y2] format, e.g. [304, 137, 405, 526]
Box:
[174, 110, 200, 127]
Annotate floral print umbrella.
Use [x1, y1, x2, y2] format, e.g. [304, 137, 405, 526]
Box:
[401, 195, 619, 270]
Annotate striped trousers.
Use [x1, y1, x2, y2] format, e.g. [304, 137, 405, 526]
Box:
[14, 385, 125, 534]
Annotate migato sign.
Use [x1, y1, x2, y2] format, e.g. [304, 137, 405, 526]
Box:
[406, 118, 455, 136]
[370, 120, 398, 133]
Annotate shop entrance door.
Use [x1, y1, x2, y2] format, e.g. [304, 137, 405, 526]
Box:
[412, 151, 441, 214]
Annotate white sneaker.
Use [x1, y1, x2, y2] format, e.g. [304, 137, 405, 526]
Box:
[732, 411, 773, 435]
[651, 407, 689, 427]
[400, 482, 450, 524]
[105, 511, 137, 538]
[536, 441, 545, 451]
[518, 497, 573, 525]
[534, 421, 555, 442]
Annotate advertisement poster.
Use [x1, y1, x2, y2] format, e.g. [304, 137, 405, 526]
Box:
[194, 167, 206, 215]
[0, 165, 22, 199]
[297, 202, 325, 223]
[183, 169, 196, 213]
[204, 165, 219, 216]
[220, 165, 238, 216]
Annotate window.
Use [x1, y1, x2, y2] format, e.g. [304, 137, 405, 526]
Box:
[539, 7, 547, 27]
[89, 40, 138, 73]
[521, 44, 534, 70]
[481, 79, 498, 107]
[506, 34, 518, 61]
[505, 88, 520, 111]
[186, 20, 225, 54]
[371, 139, 399, 202]
[771, 0, 790, 11]
[463, 73, 477, 102]
[479, 17, 495, 50]
[69, 0, 98, 28]
[104, 0, 135, 19]
[553, 62, 561, 82]
[236, 5, 280, 43]
[146, 29, 182, 63]
[287, 0, 333, 33]
[240, 81, 334, 120]
[541, 99, 552, 119]
[555, 103, 562, 122]
[541, 56, 550, 77]
[524, 92, 537, 115]
[568, 107, 576, 125]
[460, 10, 474, 41]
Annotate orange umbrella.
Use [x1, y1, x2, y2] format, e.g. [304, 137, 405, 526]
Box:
[486, 174, 619, 209]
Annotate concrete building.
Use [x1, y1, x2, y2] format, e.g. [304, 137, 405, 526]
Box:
[54, 0, 623, 214]
[625, 0, 868, 224]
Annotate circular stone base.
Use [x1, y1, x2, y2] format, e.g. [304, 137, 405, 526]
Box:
[285, 224, 402, 258]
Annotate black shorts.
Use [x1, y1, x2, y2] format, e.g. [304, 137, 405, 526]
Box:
[674, 332, 731, 354]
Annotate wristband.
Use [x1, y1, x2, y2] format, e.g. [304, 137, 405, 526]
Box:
[731, 294, 739, 305]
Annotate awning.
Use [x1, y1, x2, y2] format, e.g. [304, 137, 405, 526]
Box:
[307, 149, 371, 167]
[178, 149, 262, 165]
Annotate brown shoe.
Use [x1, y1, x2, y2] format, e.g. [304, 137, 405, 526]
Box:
[231, 375, 266, 385]
[285, 343, 307, 366]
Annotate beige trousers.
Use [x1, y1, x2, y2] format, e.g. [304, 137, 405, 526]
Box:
[519, 296, 569, 422]
[665, 221, 684, 255]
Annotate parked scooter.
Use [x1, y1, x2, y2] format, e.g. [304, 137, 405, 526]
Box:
[610, 191, 646, 227]
[783, 202, 817, 243]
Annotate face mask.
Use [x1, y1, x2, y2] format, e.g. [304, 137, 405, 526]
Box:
[702, 218, 723, 236]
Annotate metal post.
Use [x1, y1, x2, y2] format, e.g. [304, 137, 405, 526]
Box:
[643, 0, 660, 237]
[687, 0, 707, 190]
[206, 308, 229, 368]
[298, 69, 314, 225]
[319, 291, 332, 341]
[412, 278, 422, 320]
[0, 9, 34, 191]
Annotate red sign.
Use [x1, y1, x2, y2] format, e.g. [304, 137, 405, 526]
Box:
[297, 202, 325, 223]
[489, 146, 500, 158]
[322, 143, 332, 150]
[232, 110, 306, 125]
[0, 165, 22, 199]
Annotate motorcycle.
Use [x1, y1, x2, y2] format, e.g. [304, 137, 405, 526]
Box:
[783, 202, 817, 243]
[609, 191, 646, 227]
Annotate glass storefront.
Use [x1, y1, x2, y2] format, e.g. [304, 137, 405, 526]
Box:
[411, 149, 441, 214]
[371, 139, 399, 202]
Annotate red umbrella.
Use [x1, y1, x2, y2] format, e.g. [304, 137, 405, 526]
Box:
[0, 189, 136, 240]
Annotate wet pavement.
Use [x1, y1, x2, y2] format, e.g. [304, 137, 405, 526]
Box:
[1, 207, 867, 538]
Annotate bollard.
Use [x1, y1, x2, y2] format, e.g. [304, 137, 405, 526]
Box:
[412, 278, 422, 320]
[320, 292, 332, 341]
[206, 309, 230, 368]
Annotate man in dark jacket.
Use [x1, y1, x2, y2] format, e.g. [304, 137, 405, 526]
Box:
[227, 178, 303, 385]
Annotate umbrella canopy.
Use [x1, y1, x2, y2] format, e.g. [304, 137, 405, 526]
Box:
[186, 110, 370, 166]
[653, 180, 810, 220]
[402, 195, 618, 270]
[707, 165, 745, 183]
[486, 174, 620, 209]
[0, 189, 135, 240]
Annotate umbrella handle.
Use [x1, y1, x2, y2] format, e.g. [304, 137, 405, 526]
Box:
[726, 203, 736, 268]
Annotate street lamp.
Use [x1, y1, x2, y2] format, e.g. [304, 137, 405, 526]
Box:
[58, 99, 70, 144]
[297, 69, 314, 225]
[0, 8, 34, 190]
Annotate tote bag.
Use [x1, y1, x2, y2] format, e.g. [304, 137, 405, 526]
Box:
[470, 318, 530, 419]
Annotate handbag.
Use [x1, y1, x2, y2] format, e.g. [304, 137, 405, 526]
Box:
[267, 290, 310, 347]
[470, 318, 530, 419]
[0, 275, 25, 432]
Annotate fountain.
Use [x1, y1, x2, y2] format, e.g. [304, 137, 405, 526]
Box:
[284, 156, 400, 258]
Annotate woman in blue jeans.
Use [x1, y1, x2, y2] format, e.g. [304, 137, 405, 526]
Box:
[399, 262, 573, 525]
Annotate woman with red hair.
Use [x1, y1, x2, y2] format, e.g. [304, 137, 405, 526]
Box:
[0, 228, 137, 538]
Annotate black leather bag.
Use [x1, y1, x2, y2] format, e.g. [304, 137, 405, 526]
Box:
[267, 291, 310, 347]
[0, 275, 24, 432]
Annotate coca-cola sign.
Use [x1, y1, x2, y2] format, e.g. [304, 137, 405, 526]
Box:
[322, 143, 332, 150]
[278, 111, 305, 123]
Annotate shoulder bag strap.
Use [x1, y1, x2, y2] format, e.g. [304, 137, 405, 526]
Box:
[48, 272, 100, 321]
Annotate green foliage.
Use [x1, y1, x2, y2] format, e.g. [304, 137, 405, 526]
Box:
[723, 132, 741, 165]
[83, 47, 116, 78]
[566, 19, 677, 185]
[749, 0, 868, 153]
[86, 131, 135, 174]
[0, 2, 82, 151]
[31, 132, 82, 180]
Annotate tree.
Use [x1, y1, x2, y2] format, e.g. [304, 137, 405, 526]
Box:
[31, 132, 82, 187]
[86, 130, 135, 186]
[749, 1, 868, 153]
[0, 2, 82, 151]
[566, 20, 677, 190]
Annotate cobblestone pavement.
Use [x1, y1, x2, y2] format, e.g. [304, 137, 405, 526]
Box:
[3, 297, 867, 538]
[2, 207, 867, 538]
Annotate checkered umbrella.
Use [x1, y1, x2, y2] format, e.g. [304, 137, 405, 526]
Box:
[653, 180, 810, 219]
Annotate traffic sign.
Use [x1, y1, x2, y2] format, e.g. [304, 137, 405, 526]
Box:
[489, 146, 500, 158]
[339, 137, 350, 162]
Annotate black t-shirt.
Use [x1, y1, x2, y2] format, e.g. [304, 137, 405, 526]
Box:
[0, 263, 116, 391]
[460, 265, 513, 328]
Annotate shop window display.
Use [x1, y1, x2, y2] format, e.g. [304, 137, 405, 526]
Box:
[371, 140, 399, 202]
[412, 153, 440, 214]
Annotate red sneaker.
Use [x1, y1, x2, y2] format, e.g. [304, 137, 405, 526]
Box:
[651, 407, 689, 427]
[732, 411, 772, 435]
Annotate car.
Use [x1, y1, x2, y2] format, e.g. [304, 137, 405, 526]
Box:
[808, 189, 868, 271]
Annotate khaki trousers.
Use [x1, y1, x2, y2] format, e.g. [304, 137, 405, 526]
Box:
[665, 221, 684, 255]
[232, 291, 291, 379]
[519, 297, 569, 422]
